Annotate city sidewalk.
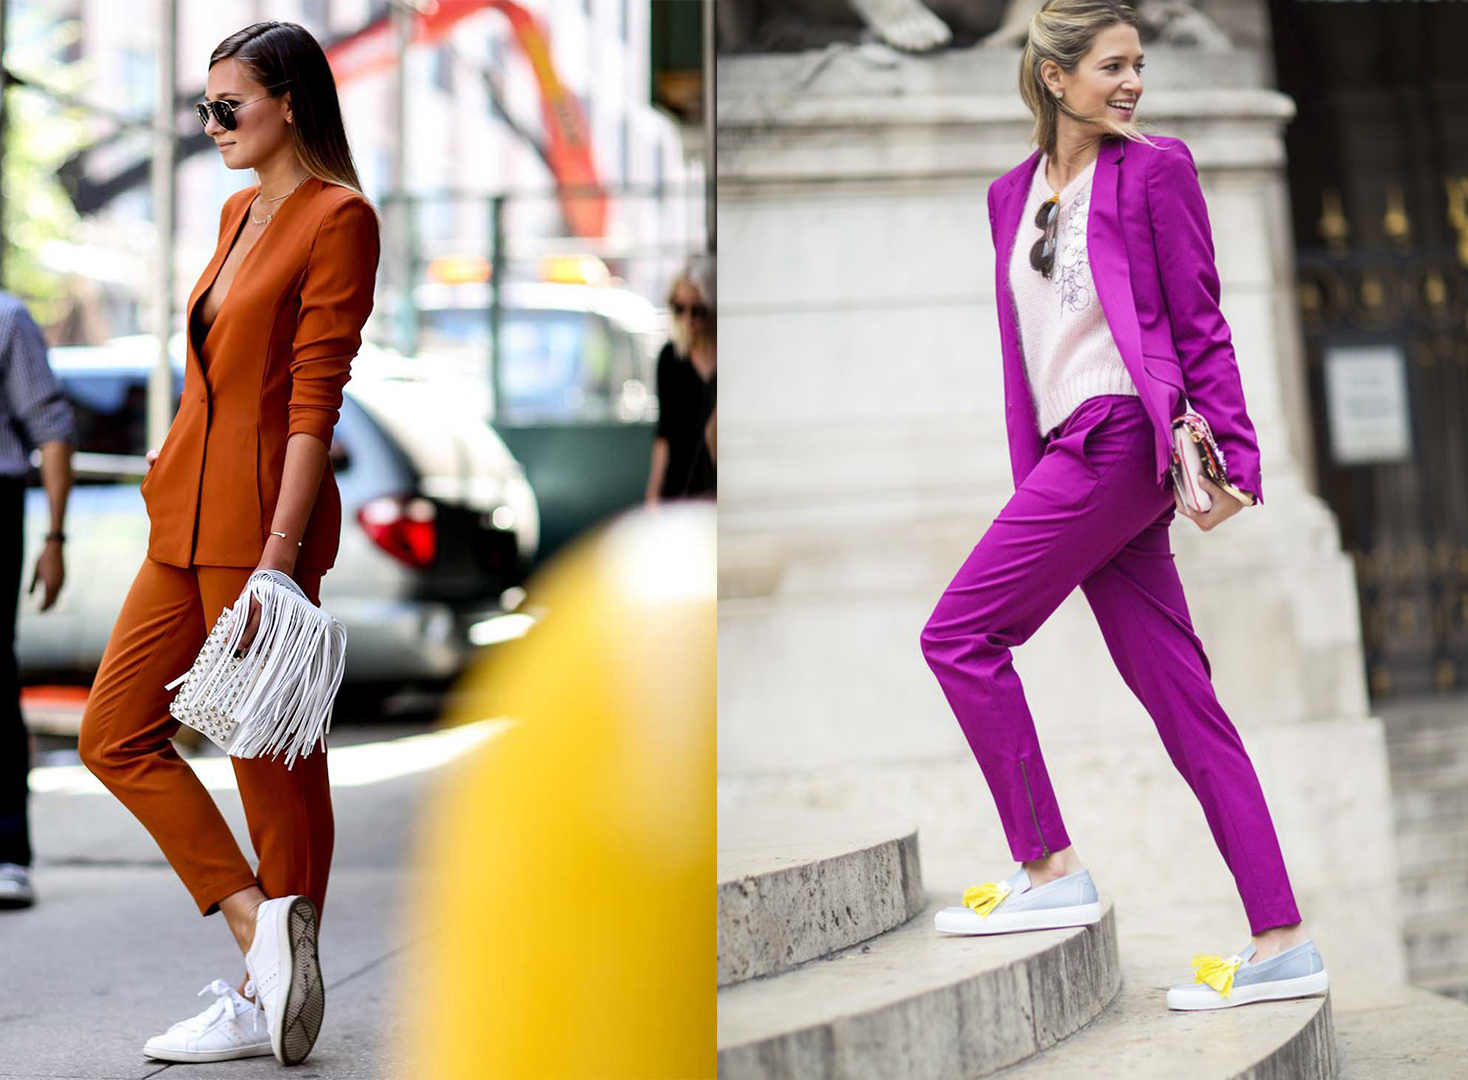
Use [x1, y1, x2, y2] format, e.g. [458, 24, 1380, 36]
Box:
[2, 718, 503, 1079]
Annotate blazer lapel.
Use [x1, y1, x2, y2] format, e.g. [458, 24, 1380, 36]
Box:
[1087, 135, 1145, 389]
[993, 148, 1044, 476]
[186, 193, 251, 385]
[994, 147, 1042, 293]
[185, 179, 322, 384]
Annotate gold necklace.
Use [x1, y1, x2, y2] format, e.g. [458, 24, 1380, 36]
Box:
[249, 172, 310, 226]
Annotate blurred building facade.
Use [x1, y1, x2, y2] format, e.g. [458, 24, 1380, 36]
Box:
[24, 0, 704, 344]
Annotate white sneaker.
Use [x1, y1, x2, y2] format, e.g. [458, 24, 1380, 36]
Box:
[142, 978, 271, 1062]
[244, 895, 326, 1065]
[0, 863, 34, 909]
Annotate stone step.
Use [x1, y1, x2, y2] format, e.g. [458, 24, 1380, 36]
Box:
[718, 894, 1121, 1080]
[1397, 862, 1468, 913]
[1335, 984, 1468, 1077]
[1391, 786, 1468, 824]
[1392, 824, 1468, 867]
[1404, 968, 1468, 1001]
[1390, 760, 1468, 791]
[984, 918, 1337, 1080]
[1404, 974, 1468, 1002]
[718, 810, 926, 986]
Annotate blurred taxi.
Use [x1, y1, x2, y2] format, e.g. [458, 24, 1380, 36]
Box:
[410, 252, 665, 425]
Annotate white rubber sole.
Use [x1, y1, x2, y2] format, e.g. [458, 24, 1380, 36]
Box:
[276, 896, 326, 1066]
[934, 900, 1103, 936]
[1166, 969, 1330, 1010]
[142, 1040, 272, 1063]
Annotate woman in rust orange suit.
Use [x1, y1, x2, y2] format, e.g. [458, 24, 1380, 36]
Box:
[78, 21, 379, 1068]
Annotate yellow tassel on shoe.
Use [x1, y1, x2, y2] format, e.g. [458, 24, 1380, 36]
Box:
[961, 881, 1013, 919]
[1191, 952, 1244, 998]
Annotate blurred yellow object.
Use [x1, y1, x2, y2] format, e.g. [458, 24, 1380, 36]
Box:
[398, 502, 715, 1079]
[538, 253, 611, 286]
[427, 254, 491, 284]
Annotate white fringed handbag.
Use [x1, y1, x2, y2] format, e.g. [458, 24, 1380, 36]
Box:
[164, 569, 347, 768]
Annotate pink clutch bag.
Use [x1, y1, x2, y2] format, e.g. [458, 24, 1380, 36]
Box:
[1170, 412, 1253, 513]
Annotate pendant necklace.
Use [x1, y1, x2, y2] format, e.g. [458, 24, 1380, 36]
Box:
[249, 172, 310, 226]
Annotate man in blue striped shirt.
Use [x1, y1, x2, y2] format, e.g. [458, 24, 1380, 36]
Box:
[0, 293, 75, 910]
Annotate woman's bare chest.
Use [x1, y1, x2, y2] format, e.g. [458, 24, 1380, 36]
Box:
[198, 214, 267, 329]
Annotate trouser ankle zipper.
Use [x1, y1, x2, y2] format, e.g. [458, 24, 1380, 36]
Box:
[1020, 757, 1049, 857]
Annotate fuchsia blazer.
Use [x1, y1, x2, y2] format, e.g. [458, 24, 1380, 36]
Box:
[987, 133, 1264, 506]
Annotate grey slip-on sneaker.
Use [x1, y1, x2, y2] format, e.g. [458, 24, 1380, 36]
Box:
[1166, 937, 1330, 1010]
[934, 865, 1103, 935]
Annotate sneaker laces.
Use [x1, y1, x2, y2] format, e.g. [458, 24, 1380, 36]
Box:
[166, 978, 264, 1037]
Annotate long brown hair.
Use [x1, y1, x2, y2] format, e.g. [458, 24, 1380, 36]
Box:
[209, 20, 364, 194]
[1019, 0, 1163, 159]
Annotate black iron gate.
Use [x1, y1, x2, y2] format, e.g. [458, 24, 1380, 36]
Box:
[1297, 245, 1468, 697]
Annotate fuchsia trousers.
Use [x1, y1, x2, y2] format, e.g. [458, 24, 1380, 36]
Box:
[919, 394, 1301, 935]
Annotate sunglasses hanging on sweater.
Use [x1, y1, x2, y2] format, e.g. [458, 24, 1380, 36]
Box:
[1030, 194, 1060, 279]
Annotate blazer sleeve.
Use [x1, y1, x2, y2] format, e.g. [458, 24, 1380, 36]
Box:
[1147, 138, 1264, 507]
[289, 196, 381, 447]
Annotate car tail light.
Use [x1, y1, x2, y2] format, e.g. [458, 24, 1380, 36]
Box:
[357, 494, 437, 568]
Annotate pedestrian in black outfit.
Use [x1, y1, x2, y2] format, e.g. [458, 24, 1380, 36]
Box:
[0, 292, 75, 910]
[646, 255, 716, 503]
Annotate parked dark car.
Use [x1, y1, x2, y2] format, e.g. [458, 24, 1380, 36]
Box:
[16, 335, 541, 687]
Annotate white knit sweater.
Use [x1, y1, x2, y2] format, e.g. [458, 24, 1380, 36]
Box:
[1008, 151, 1138, 438]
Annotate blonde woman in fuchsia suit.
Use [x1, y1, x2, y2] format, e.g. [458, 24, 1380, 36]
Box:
[919, 0, 1329, 1011]
[78, 21, 379, 1065]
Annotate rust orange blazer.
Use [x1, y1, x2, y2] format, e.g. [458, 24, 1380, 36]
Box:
[141, 177, 381, 573]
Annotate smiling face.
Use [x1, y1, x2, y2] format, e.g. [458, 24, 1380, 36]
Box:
[201, 58, 293, 171]
[1042, 22, 1144, 130]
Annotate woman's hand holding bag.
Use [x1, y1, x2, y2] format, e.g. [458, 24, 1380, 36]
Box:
[1173, 473, 1245, 532]
[1170, 411, 1252, 532]
[164, 568, 348, 768]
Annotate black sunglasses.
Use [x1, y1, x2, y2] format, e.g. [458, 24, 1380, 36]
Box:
[195, 95, 272, 131]
[672, 301, 709, 319]
[1030, 195, 1060, 278]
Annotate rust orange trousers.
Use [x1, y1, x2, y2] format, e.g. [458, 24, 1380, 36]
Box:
[79, 556, 334, 920]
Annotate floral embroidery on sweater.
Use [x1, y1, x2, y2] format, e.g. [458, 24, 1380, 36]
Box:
[1052, 185, 1094, 314]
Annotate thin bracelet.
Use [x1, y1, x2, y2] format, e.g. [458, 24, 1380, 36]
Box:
[269, 529, 304, 547]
